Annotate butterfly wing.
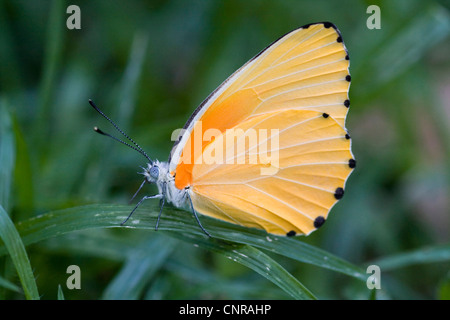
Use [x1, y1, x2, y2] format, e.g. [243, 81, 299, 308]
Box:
[169, 22, 354, 236]
[189, 109, 354, 236]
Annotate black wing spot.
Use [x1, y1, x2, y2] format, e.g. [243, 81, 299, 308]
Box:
[344, 99, 350, 108]
[337, 36, 343, 43]
[349, 159, 356, 168]
[345, 54, 350, 60]
[334, 187, 344, 200]
[286, 230, 296, 237]
[322, 113, 329, 118]
[302, 22, 335, 30]
[345, 133, 351, 140]
[345, 75, 351, 82]
[314, 216, 326, 228]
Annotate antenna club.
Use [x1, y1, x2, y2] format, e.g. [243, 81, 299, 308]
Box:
[93, 126, 105, 135]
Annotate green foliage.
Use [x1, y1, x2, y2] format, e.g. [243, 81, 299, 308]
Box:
[0, 205, 39, 299]
[0, 0, 449, 299]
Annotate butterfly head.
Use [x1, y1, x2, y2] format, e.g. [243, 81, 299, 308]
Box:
[141, 160, 170, 184]
[142, 162, 160, 184]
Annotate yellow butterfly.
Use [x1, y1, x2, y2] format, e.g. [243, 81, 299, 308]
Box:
[91, 22, 355, 237]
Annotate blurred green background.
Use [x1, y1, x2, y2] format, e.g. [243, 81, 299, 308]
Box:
[0, 0, 449, 300]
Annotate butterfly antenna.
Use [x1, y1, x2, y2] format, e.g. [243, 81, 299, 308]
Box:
[89, 99, 153, 164]
[93, 126, 150, 160]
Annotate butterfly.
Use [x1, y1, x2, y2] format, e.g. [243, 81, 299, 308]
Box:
[91, 22, 355, 237]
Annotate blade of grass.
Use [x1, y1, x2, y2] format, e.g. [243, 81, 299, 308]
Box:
[57, 284, 65, 300]
[169, 231, 317, 300]
[5, 204, 365, 281]
[11, 204, 317, 299]
[0, 1, 23, 92]
[44, 230, 304, 299]
[0, 205, 39, 300]
[0, 100, 15, 212]
[354, 4, 450, 99]
[373, 6, 450, 83]
[101, 235, 176, 300]
[117, 31, 148, 122]
[42, 229, 138, 262]
[34, 0, 65, 153]
[0, 275, 22, 294]
[163, 257, 289, 299]
[371, 245, 450, 271]
[11, 112, 34, 216]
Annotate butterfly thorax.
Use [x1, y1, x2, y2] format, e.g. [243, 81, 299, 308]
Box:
[141, 160, 187, 208]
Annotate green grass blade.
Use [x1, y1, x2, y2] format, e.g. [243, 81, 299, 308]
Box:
[5, 204, 365, 282]
[102, 235, 175, 300]
[0, 275, 22, 294]
[218, 230, 367, 282]
[11, 113, 34, 216]
[371, 245, 450, 271]
[10, 204, 318, 299]
[354, 4, 450, 98]
[0, 100, 15, 212]
[169, 231, 316, 300]
[57, 284, 65, 300]
[0, 205, 39, 300]
[117, 31, 148, 121]
[34, 0, 65, 151]
[373, 7, 450, 83]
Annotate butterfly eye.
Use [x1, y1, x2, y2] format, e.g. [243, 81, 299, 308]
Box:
[149, 166, 160, 180]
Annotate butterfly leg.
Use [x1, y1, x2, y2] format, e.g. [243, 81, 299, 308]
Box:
[187, 192, 212, 237]
[121, 194, 163, 225]
[155, 182, 167, 231]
